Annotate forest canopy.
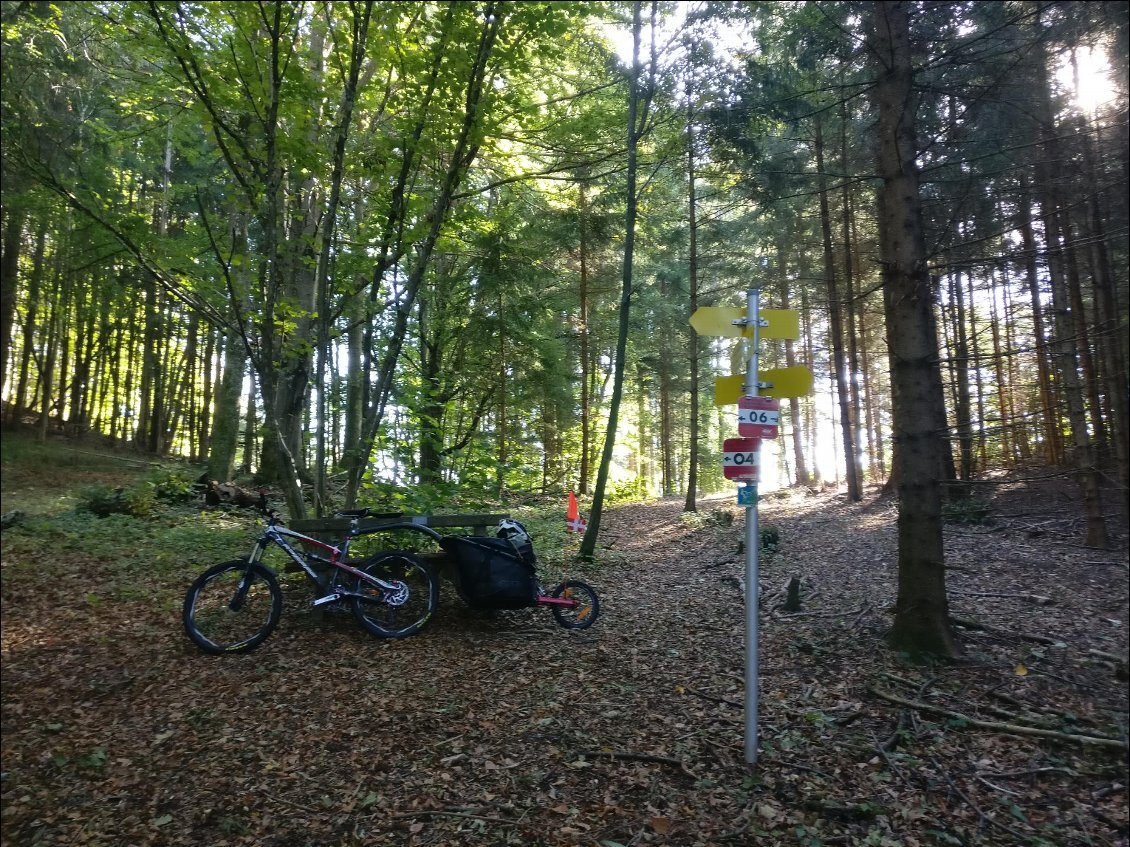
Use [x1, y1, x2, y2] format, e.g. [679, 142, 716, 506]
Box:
[1, 1, 1126, 547]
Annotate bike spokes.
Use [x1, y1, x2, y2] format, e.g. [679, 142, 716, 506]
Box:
[352, 554, 437, 639]
[183, 562, 282, 654]
[549, 579, 600, 630]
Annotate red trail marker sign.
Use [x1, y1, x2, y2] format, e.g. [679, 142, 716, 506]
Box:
[723, 437, 760, 480]
[738, 396, 780, 439]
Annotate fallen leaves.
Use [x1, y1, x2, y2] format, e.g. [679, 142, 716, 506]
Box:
[1, 483, 1127, 846]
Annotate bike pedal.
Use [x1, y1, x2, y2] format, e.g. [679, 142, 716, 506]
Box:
[311, 593, 342, 607]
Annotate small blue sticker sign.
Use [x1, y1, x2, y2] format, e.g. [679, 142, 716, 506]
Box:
[737, 484, 758, 506]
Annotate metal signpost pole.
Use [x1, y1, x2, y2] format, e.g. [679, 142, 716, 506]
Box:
[691, 292, 806, 766]
[744, 288, 760, 765]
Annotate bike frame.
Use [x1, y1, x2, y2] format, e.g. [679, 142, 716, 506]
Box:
[238, 511, 583, 614]
[535, 594, 579, 608]
[244, 515, 444, 605]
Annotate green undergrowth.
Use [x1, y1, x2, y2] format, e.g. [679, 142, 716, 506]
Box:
[1, 436, 623, 604]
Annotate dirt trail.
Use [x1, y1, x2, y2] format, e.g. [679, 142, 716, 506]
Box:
[1, 489, 1127, 846]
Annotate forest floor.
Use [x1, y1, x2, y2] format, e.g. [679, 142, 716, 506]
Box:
[1, 447, 1128, 847]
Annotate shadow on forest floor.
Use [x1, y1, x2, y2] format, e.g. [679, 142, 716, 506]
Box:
[1, 457, 1127, 846]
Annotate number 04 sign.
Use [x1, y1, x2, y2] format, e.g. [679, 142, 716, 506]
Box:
[723, 437, 760, 480]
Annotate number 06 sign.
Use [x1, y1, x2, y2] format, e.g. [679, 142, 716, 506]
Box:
[723, 437, 761, 480]
[738, 395, 780, 439]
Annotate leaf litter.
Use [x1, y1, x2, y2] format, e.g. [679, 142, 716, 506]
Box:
[1, 480, 1127, 846]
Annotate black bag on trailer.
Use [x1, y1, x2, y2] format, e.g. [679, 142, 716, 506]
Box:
[439, 535, 538, 610]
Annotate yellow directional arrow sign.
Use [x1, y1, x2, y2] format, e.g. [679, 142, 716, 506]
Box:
[714, 366, 814, 405]
[689, 307, 800, 341]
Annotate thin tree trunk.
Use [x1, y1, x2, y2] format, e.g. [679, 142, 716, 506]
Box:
[1001, 267, 1029, 460]
[776, 237, 809, 487]
[814, 113, 861, 500]
[840, 100, 866, 490]
[1032, 31, 1108, 548]
[659, 279, 674, 496]
[580, 0, 652, 560]
[967, 269, 987, 473]
[11, 219, 46, 427]
[343, 315, 364, 484]
[1017, 177, 1061, 463]
[197, 324, 216, 463]
[578, 180, 592, 496]
[496, 286, 507, 496]
[949, 266, 974, 485]
[989, 267, 1013, 464]
[37, 254, 64, 443]
[684, 81, 701, 510]
[800, 282, 820, 483]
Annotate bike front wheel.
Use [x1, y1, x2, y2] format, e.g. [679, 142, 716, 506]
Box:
[183, 560, 282, 654]
[549, 579, 600, 629]
[352, 553, 438, 639]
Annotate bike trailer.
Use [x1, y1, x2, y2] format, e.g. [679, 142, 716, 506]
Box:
[438, 535, 538, 610]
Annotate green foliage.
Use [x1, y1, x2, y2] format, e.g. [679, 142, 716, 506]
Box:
[76, 484, 156, 519]
[146, 467, 201, 502]
[71, 464, 202, 518]
[605, 478, 652, 505]
[360, 479, 500, 516]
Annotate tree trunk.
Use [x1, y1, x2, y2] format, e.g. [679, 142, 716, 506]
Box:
[1079, 116, 1129, 520]
[0, 207, 26, 391]
[10, 219, 46, 427]
[208, 333, 245, 482]
[989, 267, 1014, 463]
[417, 301, 444, 487]
[580, 0, 650, 560]
[949, 266, 975, 485]
[814, 113, 861, 501]
[195, 323, 215, 463]
[840, 100, 867, 489]
[776, 237, 810, 487]
[1017, 177, 1061, 463]
[1032, 31, 1108, 548]
[496, 286, 508, 496]
[343, 315, 364, 484]
[683, 80, 701, 511]
[240, 372, 258, 477]
[658, 279, 674, 496]
[578, 180, 592, 497]
[871, 0, 959, 658]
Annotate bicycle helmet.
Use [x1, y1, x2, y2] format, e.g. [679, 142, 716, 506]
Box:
[496, 518, 531, 545]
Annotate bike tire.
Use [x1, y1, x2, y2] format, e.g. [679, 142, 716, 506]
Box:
[352, 552, 438, 639]
[549, 579, 600, 629]
[183, 560, 282, 655]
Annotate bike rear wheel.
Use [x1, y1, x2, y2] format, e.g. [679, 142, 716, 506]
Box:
[352, 553, 437, 639]
[183, 560, 282, 654]
[549, 579, 600, 629]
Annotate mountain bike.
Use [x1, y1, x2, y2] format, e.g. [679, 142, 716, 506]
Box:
[183, 508, 440, 655]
